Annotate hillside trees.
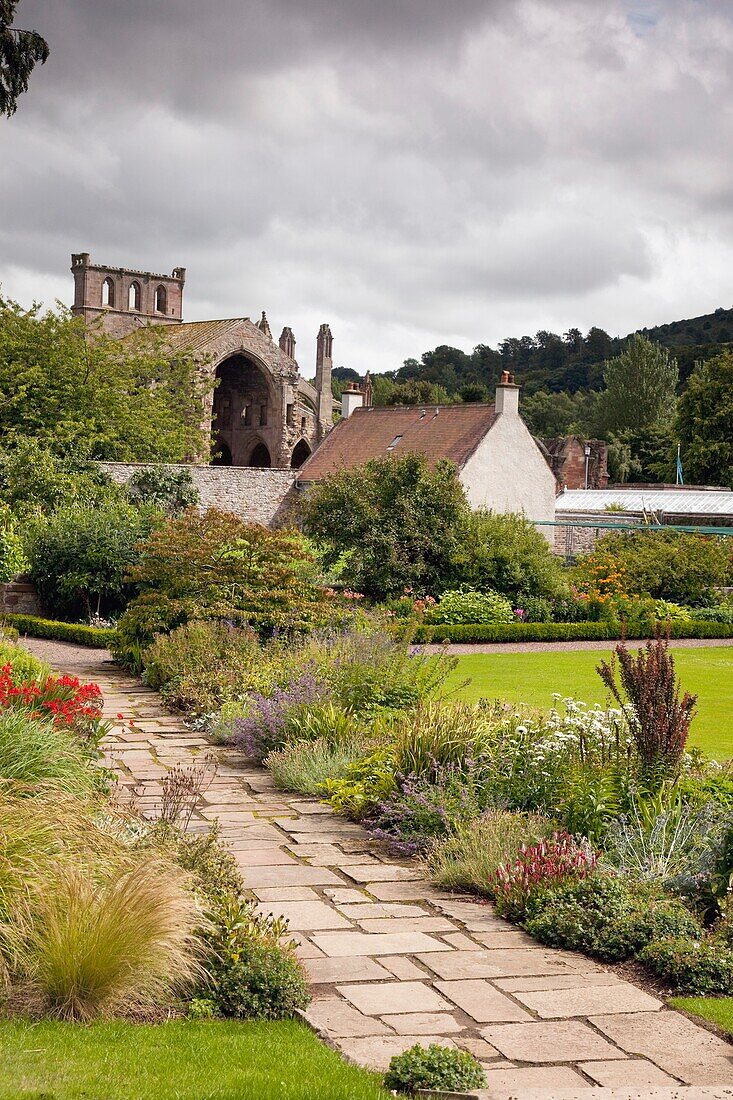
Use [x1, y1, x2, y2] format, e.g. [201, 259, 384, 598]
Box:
[0, 299, 209, 462]
[677, 351, 733, 488]
[596, 334, 679, 434]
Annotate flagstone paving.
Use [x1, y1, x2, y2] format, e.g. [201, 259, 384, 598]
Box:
[22, 639, 733, 1099]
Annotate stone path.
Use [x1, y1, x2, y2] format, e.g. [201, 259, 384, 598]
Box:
[23, 639, 733, 1099]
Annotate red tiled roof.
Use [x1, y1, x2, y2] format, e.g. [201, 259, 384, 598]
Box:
[298, 404, 497, 481]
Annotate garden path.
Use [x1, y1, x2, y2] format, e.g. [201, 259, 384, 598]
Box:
[425, 638, 733, 655]
[23, 638, 733, 1100]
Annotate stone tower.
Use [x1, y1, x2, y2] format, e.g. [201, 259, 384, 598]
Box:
[315, 323, 334, 432]
[70, 252, 186, 338]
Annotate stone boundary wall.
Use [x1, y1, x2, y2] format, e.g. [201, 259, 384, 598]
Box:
[0, 578, 41, 615]
[553, 513, 641, 558]
[100, 463, 300, 527]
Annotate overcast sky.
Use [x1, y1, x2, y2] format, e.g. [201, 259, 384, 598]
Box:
[2, 0, 732, 375]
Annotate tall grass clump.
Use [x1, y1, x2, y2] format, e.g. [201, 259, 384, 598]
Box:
[265, 737, 367, 795]
[9, 859, 202, 1020]
[0, 710, 97, 796]
[395, 701, 498, 776]
[426, 811, 556, 895]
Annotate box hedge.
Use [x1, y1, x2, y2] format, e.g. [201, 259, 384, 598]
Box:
[411, 620, 733, 644]
[0, 613, 116, 648]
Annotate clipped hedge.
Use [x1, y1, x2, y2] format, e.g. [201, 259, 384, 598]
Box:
[411, 620, 733, 644]
[0, 613, 116, 648]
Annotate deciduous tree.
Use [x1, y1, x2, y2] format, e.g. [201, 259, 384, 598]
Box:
[0, 0, 48, 116]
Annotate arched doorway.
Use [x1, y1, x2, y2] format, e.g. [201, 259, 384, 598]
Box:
[248, 442, 271, 467]
[212, 438, 232, 466]
[211, 354, 276, 466]
[290, 440, 311, 468]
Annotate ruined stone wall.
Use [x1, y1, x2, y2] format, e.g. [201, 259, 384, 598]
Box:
[0, 579, 41, 615]
[100, 463, 300, 527]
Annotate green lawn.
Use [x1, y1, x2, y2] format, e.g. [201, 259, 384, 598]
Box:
[0, 1019, 390, 1100]
[669, 997, 733, 1037]
[445, 646, 733, 760]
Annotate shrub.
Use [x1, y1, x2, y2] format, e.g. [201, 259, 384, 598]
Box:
[24, 500, 155, 620]
[303, 452, 470, 600]
[362, 765, 483, 857]
[690, 605, 733, 624]
[581, 530, 730, 605]
[640, 936, 733, 995]
[324, 749, 399, 818]
[201, 893, 309, 1020]
[494, 832, 598, 921]
[125, 465, 200, 514]
[410, 620, 733, 643]
[231, 674, 329, 762]
[160, 824, 245, 912]
[0, 640, 48, 682]
[0, 614, 115, 648]
[9, 860, 201, 1020]
[452, 509, 567, 601]
[426, 812, 557, 896]
[0, 709, 98, 796]
[383, 1043, 486, 1094]
[0, 502, 27, 581]
[597, 635, 696, 777]
[113, 509, 329, 665]
[524, 876, 702, 963]
[266, 737, 366, 796]
[427, 587, 514, 625]
[142, 620, 264, 714]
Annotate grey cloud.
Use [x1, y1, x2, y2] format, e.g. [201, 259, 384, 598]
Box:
[1, 0, 732, 374]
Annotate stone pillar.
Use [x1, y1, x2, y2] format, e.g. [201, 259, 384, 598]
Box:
[315, 323, 334, 436]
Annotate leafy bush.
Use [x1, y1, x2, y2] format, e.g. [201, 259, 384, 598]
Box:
[25, 500, 155, 620]
[426, 812, 557, 896]
[142, 620, 264, 714]
[0, 503, 27, 581]
[113, 510, 329, 667]
[8, 860, 201, 1020]
[324, 749, 399, 818]
[453, 509, 568, 600]
[640, 936, 733, 995]
[580, 530, 730, 605]
[0, 439, 123, 518]
[524, 876, 702, 963]
[125, 465, 200, 514]
[201, 893, 309, 1020]
[383, 1043, 486, 1094]
[0, 614, 115, 648]
[265, 737, 367, 796]
[0, 640, 48, 682]
[411, 620, 733, 643]
[426, 587, 514, 625]
[690, 605, 733, 624]
[598, 635, 696, 777]
[494, 833, 598, 921]
[303, 452, 470, 600]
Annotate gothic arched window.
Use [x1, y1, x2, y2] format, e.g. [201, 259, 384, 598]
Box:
[101, 277, 115, 308]
[128, 281, 141, 311]
[155, 285, 167, 314]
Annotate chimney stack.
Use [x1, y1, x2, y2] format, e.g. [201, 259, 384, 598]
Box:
[495, 371, 519, 417]
[341, 381, 363, 419]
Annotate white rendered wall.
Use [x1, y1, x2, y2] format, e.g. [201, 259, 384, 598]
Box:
[459, 414, 556, 537]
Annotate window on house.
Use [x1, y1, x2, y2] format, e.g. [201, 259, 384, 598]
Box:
[260, 404, 268, 426]
[128, 282, 141, 311]
[154, 285, 167, 313]
[387, 435, 403, 450]
[101, 277, 115, 308]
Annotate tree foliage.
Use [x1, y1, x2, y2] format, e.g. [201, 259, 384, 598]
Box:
[303, 453, 469, 599]
[677, 351, 733, 488]
[452, 510, 567, 601]
[114, 510, 328, 662]
[597, 334, 679, 434]
[0, 1, 48, 117]
[583, 530, 731, 605]
[0, 299, 210, 462]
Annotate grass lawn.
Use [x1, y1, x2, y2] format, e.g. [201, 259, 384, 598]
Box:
[669, 997, 733, 1037]
[0, 1018, 390, 1100]
[445, 646, 733, 760]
